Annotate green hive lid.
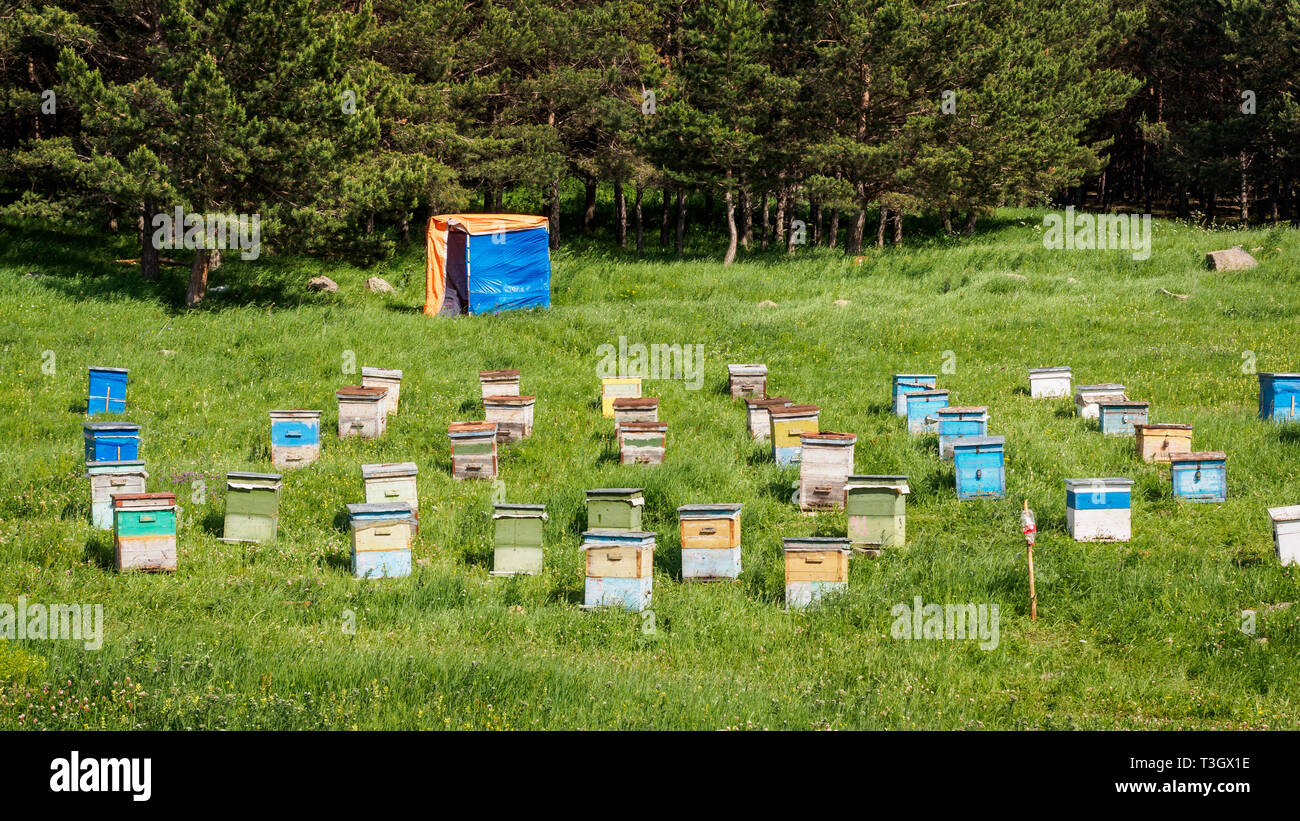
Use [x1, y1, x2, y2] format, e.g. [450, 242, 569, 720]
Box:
[361, 462, 418, 479]
[493, 504, 547, 519]
[677, 503, 742, 517]
[782, 536, 851, 552]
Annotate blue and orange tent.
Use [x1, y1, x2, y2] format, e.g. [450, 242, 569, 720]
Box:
[424, 214, 552, 316]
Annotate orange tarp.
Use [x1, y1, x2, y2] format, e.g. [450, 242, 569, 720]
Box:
[424, 214, 551, 316]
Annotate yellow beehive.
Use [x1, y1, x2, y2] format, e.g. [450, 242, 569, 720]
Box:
[600, 377, 642, 418]
[1134, 423, 1192, 463]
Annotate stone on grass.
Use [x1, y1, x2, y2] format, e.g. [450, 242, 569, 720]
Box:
[308, 276, 338, 292]
[1204, 246, 1257, 271]
[365, 277, 394, 293]
[758, 300, 777, 308]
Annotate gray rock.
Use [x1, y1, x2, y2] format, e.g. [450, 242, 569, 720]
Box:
[1204, 246, 1257, 271]
[365, 277, 394, 294]
[308, 276, 338, 292]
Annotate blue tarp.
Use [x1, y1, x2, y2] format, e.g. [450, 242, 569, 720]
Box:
[465, 227, 551, 314]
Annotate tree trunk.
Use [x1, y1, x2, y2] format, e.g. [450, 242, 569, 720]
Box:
[942, 208, 953, 235]
[583, 177, 598, 234]
[774, 192, 786, 249]
[186, 248, 211, 307]
[877, 208, 888, 247]
[674, 188, 687, 256]
[847, 210, 865, 254]
[759, 191, 770, 250]
[634, 184, 644, 254]
[660, 183, 672, 246]
[399, 213, 410, 249]
[963, 209, 977, 235]
[140, 200, 160, 282]
[1240, 152, 1249, 225]
[828, 209, 839, 249]
[614, 179, 627, 249]
[723, 185, 738, 266]
[547, 179, 561, 250]
[811, 198, 822, 246]
[786, 197, 798, 256]
[892, 210, 902, 244]
[739, 188, 751, 249]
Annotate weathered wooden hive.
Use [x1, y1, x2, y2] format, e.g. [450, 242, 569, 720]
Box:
[221, 472, 282, 543]
[677, 503, 742, 580]
[746, 397, 792, 440]
[361, 367, 403, 416]
[86, 460, 147, 530]
[361, 462, 419, 515]
[113, 492, 177, 572]
[448, 421, 499, 480]
[612, 396, 659, 426]
[796, 432, 857, 511]
[1169, 452, 1227, 502]
[83, 421, 140, 462]
[936, 406, 989, 458]
[600, 376, 641, 418]
[1064, 478, 1133, 542]
[892, 374, 937, 416]
[347, 502, 415, 579]
[952, 435, 1005, 500]
[783, 537, 851, 609]
[769, 404, 820, 466]
[87, 367, 129, 416]
[1134, 423, 1192, 463]
[727, 364, 768, 399]
[1258, 372, 1300, 422]
[1267, 505, 1300, 566]
[617, 420, 667, 465]
[1074, 383, 1127, 419]
[491, 504, 547, 576]
[336, 385, 389, 438]
[269, 410, 321, 468]
[479, 369, 521, 399]
[1098, 399, 1149, 436]
[581, 529, 655, 611]
[484, 395, 536, 444]
[585, 488, 644, 531]
[845, 475, 909, 553]
[1028, 367, 1071, 399]
[905, 389, 950, 435]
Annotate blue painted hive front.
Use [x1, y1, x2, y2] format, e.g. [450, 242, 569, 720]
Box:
[905, 390, 950, 434]
[88, 367, 128, 416]
[936, 406, 988, 457]
[952, 436, 1005, 500]
[1258, 373, 1300, 421]
[1098, 400, 1149, 435]
[83, 422, 140, 462]
[892, 374, 937, 416]
[1170, 452, 1227, 502]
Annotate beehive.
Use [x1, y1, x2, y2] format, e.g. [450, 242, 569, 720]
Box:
[746, 397, 792, 440]
[269, 410, 321, 468]
[1074, 384, 1127, 419]
[1064, 478, 1133, 541]
[1258, 373, 1300, 422]
[678, 503, 742, 580]
[113, 493, 177, 572]
[936, 406, 989, 458]
[86, 460, 147, 530]
[727, 364, 768, 399]
[612, 396, 659, 426]
[952, 436, 1005, 500]
[347, 502, 414, 579]
[480, 369, 521, 399]
[83, 422, 140, 462]
[585, 488, 644, 531]
[361, 462, 418, 514]
[1098, 399, 1149, 436]
[600, 377, 642, 418]
[617, 420, 667, 465]
[336, 385, 388, 438]
[797, 432, 857, 511]
[1028, 367, 1071, 399]
[491, 504, 547, 576]
[905, 389, 950, 434]
[769, 404, 820, 466]
[1170, 452, 1227, 502]
[581, 529, 655, 611]
[448, 421, 499, 480]
[845, 475, 909, 552]
[87, 367, 129, 416]
[220, 472, 282, 543]
[484, 395, 536, 444]
[1267, 505, 1300, 566]
[892, 374, 937, 416]
[783, 537, 851, 609]
[1134, 423, 1192, 463]
[361, 367, 403, 416]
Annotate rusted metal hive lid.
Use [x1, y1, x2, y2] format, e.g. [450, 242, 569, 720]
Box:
[1169, 451, 1226, 462]
[747, 396, 792, 408]
[269, 409, 321, 418]
[1134, 423, 1192, 431]
[479, 369, 521, 380]
[799, 431, 857, 443]
[612, 397, 659, 408]
[677, 503, 743, 517]
[728, 363, 768, 376]
[448, 421, 498, 435]
[580, 529, 656, 548]
[782, 536, 851, 552]
[361, 462, 418, 479]
[895, 373, 937, 379]
[909, 389, 950, 398]
[361, 366, 403, 379]
[770, 404, 819, 416]
[336, 385, 387, 399]
[618, 420, 667, 431]
[112, 492, 176, 508]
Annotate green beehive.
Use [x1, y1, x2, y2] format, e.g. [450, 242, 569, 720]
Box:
[585, 488, 644, 531]
[845, 475, 909, 552]
[220, 472, 282, 543]
[491, 504, 547, 576]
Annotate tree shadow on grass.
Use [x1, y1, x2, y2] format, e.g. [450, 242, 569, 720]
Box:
[83, 532, 115, 570]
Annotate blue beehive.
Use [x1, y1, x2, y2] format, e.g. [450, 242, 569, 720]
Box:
[347, 502, 415, 579]
[269, 410, 322, 468]
[936, 406, 989, 458]
[905, 389, 950, 434]
[1170, 452, 1227, 502]
[1258, 373, 1300, 422]
[581, 529, 655, 611]
[952, 436, 1005, 500]
[87, 367, 128, 416]
[1098, 399, 1149, 436]
[83, 422, 140, 462]
[892, 374, 937, 416]
[1064, 478, 1133, 541]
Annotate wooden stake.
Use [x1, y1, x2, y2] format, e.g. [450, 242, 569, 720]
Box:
[1023, 499, 1038, 621]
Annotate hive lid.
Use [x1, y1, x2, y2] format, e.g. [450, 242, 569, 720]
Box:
[612, 397, 659, 408]
[1099, 399, 1149, 409]
[677, 503, 743, 517]
[448, 421, 498, 435]
[770, 404, 819, 416]
[112, 492, 176, 508]
[1268, 504, 1300, 522]
[85, 459, 145, 470]
[601, 376, 641, 384]
[894, 373, 937, 380]
[336, 385, 388, 399]
[83, 421, 140, 432]
[479, 369, 520, 380]
[346, 502, 415, 516]
[846, 475, 910, 493]
[746, 397, 792, 409]
[361, 462, 418, 479]
[799, 431, 857, 444]
[1169, 451, 1227, 462]
[361, 366, 403, 379]
[269, 409, 322, 418]
[586, 488, 644, 503]
[483, 395, 536, 405]
[493, 504, 547, 519]
[89, 366, 129, 374]
[952, 435, 1005, 448]
[1082, 392, 1128, 405]
[728, 363, 768, 376]
[1064, 478, 1133, 490]
[580, 529, 656, 548]
[1134, 423, 1192, 431]
[1077, 383, 1125, 392]
[227, 471, 282, 482]
[907, 389, 950, 399]
[937, 405, 988, 414]
[1028, 367, 1071, 375]
[617, 421, 667, 431]
[1259, 372, 1300, 379]
[782, 537, 851, 552]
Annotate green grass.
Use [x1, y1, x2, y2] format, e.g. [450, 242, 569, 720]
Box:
[1, 209, 1299, 729]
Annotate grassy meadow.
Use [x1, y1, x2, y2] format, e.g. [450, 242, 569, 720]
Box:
[1, 208, 1299, 730]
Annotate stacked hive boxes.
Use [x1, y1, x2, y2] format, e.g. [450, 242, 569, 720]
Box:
[783, 537, 851, 609]
[1065, 478, 1133, 541]
[337, 386, 388, 438]
[269, 410, 321, 468]
[86, 460, 147, 530]
[113, 493, 177, 572]
[796, 432, 856, 511]
[582, 530, 655, 610]
[449, 422, 499, 480]
[347, 502, 414, 579]
[678, 504, 742, 580]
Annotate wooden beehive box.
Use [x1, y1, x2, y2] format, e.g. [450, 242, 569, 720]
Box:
[347, 502, 414, 579]
[1258, 372, 1300, 422]
[783, 537, 851, 609]
[581, 529, 655, 610]
[361, 367, 403, 416]
[361, 462, 418, 514]
[448, 421, 498, 480]
[1170, 451, 1227, 502]
[1064, 478, 1133, 541]
[83, 421, 140, 462]
[86, 460, 147, 530]
[1268, 505, 1300, 566]
[727, 364, 768, 399]
[797, 432, 857, 511]
[678, 503, 742, 580]
[1134, 423, 1192, 463]
[480, 369, 521, 399]
[491, 504, 547, 576]
[484, 395, 536, 444]
[952, 435, 1005, 500]
[221, 472, 282, 543]
[269, 410, 321, 468]
[612, 396, 659, 425]
[586, 488, 644, 531]
[845, 475, 909, 553]
[746, 397, 791, 440]
[905, 389, 950, 435]
[936, 406, 988, 458]
[769, 404, 819, 466]
[337, 385, 388, 438]
[892, 374, 937, 416]
[1028, 366, 1071, 399]
[600, 376, 641, 418]
[113, 492, 177, 572]
[87, 366, 128, 416]
[617, 420, 667, 465]
[1098, 399, 1149, 436]
[1074, 384, 1127, 419]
